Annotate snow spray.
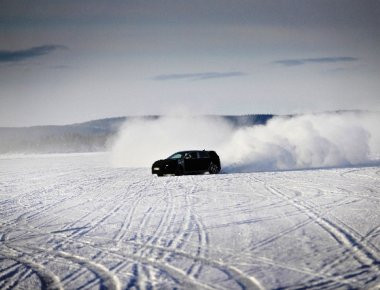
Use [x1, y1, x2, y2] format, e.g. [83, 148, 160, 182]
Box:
[110, 112, 380, 172]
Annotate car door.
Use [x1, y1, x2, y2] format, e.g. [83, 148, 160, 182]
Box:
[183, 152, 197, 172]
[198, 151, 210, 171]
[192, 151, 204, 172]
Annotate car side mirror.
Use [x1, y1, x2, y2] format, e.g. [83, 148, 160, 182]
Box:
[185, 154, 191, 159]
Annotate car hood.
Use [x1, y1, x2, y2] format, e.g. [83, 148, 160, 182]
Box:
[152, 159, 178, 168]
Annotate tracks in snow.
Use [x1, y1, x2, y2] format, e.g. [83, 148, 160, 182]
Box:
[1, 154, 379, 289]
[259, 175, 380, 288]
[0, 168, 263, 289]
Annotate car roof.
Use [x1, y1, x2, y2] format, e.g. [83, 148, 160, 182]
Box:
[175, 150, 205, 154]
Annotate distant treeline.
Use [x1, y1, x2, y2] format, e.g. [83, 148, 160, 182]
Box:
[0, 115, 273, 154]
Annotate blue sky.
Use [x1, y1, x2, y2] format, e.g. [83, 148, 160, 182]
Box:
[0, 0, 379, 126]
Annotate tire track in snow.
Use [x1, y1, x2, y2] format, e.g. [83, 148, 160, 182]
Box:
[113, 177, 157, 245]
[290, 185, 380, 260]
[3, 169, 118, 243]
[109, 175, 264, 289]
[266, 183, 380, 287]
[232, 175, 342, 256]
[220, 198, 363, 263]
[53, 174, 147, 242]
[56, 176, 152, 288]
[40, 172, 131, 230]
[0, 228, 38, 289]
[106, 179, 157, 284]
[312, 199, 380, 253]
[175, 177, 263, 290]
[0, 170, 67, 216]
[124, 176, 204, 288]
[60, 233, 264, 290]
[149, 180, 202, 282]
[363, 225, 380, 251]
[3, 155, 378, 289]
[252, 255, 364, 289]
[3, 173, 164, 290]
[0, 261, 32, 290]
[35, 233, 215, 290]
[5, 244, 121, 290]
[122, 204, 156, 288]
[251, 172, 376, 288]
[0, 248, 63, 290]
[277, 172, 380, 202]
[56, 250, 121, 290]
[248, 218, 314, 252]
[139, 178, 201, 287]
[1, 230, 65, 289]
[133, 177, 178, 288]
[4, 171, 149, 289]
[302, 195, 380, 287]
[52, 172, 143, 237]
[16, 170, 103, 216]
[112, 176, 176, 288]
[340, 168, 380, 188]
[156, 177, 252, 287]
[3, 226, 122, 290]
[127, 239, 265, 290]
[121, 176, 209, 288]
[183, 180, 210, 280]
[218, 175, 317, 271]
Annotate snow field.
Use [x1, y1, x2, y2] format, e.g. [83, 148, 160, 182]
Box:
[0, 153, 379, 289]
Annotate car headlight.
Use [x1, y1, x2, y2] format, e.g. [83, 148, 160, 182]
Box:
[153, 167, 160, 170]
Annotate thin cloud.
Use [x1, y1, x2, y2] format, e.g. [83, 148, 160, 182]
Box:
[274, 57, 358, 67]
[153, 71, 247, 81]
[49, 64, 71, 70]
[0, 45, 67, 63]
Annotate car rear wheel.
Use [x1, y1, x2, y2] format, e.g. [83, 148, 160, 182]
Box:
[209, 162, 219, 174]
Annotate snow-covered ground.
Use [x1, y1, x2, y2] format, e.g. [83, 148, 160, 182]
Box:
[0, 153, 379, 289]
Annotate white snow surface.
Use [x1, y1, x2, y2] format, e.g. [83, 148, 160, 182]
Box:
[1, 153, 379, 289]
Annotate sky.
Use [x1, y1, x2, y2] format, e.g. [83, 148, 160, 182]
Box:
[0, 0, 379, 127]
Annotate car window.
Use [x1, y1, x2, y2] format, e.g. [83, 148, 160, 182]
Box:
[199, 151, 209, 158]
[185, 152, 198, 159]
[168, 153, 183, 160]
[190, 152, 198, 159]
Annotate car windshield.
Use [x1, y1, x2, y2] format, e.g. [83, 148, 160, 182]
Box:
[167, 152, 184, 160]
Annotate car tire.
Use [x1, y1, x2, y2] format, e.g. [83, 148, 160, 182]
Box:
[209, 162, 220, 174]
[157, 173, 163, 177]
[175, 166, 184, 176]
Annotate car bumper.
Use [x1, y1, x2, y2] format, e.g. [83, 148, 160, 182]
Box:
[152, 166, 174, 175]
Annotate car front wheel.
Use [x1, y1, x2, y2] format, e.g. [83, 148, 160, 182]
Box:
[175, 166, 184, 176]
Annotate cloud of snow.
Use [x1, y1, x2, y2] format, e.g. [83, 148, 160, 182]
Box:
[110, 116, 232, 168]
[110, 112, 380, 172]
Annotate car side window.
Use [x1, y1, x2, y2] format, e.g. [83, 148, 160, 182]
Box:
[170, 153, 183, 159]
[190, 152, 198, 159]
[199, 151, 209, 158]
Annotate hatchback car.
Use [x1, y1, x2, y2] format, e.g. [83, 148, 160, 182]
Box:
[152, 150, 221, 176]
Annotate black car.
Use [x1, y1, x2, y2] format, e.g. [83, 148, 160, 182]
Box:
[152, 150, 221, 176]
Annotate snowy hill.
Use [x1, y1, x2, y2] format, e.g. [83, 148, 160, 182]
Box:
[0, 117, 125, 154]
[0, 115, 273, 154]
